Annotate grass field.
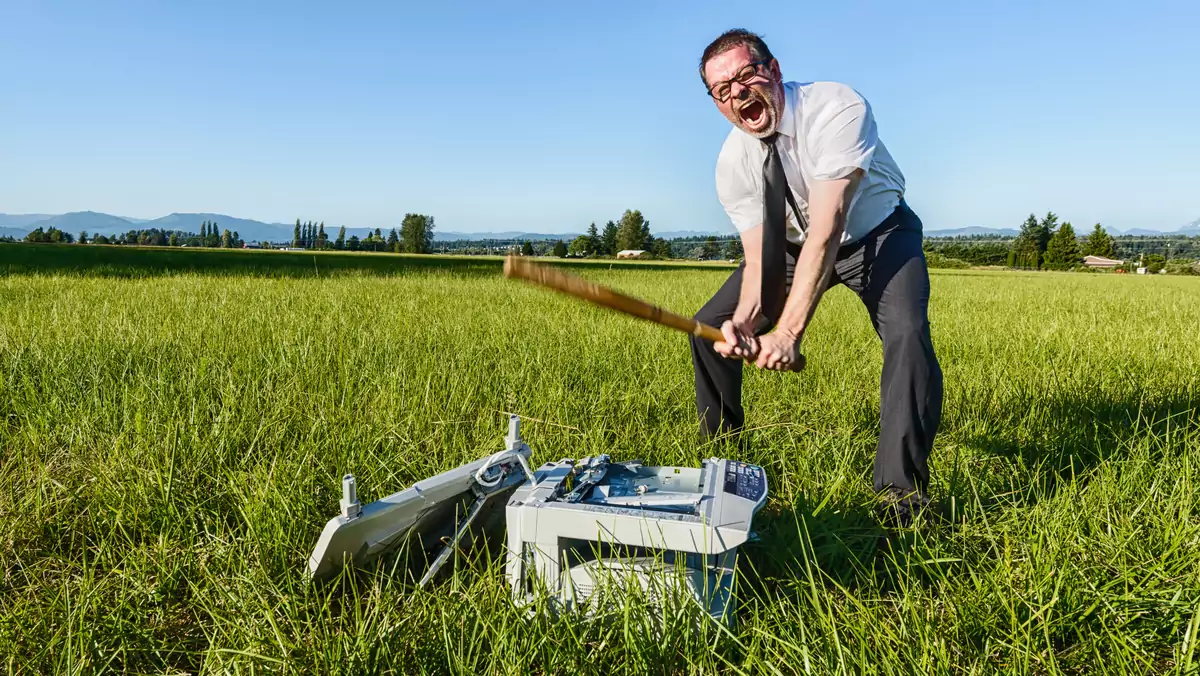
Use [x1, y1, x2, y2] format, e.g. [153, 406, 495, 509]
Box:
[2, 243, 1199, 674]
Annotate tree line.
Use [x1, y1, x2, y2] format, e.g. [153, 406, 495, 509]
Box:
[288, 214, 435, 254]
[923, 212, 1198, 274]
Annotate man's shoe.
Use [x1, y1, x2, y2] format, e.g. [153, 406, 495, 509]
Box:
[876, 487, 931, 529]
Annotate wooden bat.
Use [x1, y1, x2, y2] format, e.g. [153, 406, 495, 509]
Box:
[503, 253, 725, 342]
[502, 254, 806, 371]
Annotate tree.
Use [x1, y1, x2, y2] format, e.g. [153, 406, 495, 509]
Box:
[387, 228, 399, 252]
[651, 237, 672, 259]
[552, 240, 567, 258]
[568, 235, 592, 256]
[221, 229, 233, 248]
[1014, 213, 1043, 268]
[1082, 223, 1115, 258]
[168, 233, 179, 247]
[318, 222, 328, 249]
[1144, 254, 1166, 273]
[702, 236, 721, 260]
[347, 235, 361, 251]
[586, 222, 600, 255]
[233, 231, 241, 246]
[200, 222, 207, 240]
[726, 238, 744, 260]
[293, 219, 301, 248]
[78, 231, 88, 244]
[601, 221, 618, 256]
[616, 209, 647, 252]
[1043, 221, 1080, 270]
[400, 213, 435, 253]
[335, 226, 346, 250]
[521, 240, 534, 256]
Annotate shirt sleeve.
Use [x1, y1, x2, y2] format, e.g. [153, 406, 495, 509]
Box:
[805, 83, 879, 181]
[715, 135, 763, 233]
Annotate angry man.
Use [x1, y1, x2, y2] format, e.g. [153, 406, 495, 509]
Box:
[690, 29, 943, 526]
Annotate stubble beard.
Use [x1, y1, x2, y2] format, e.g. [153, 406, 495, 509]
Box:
[735, 84, 783, 139]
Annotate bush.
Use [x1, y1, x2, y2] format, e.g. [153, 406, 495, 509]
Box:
[1164, 259, 1199, 276]
[925, 252, 970, 269]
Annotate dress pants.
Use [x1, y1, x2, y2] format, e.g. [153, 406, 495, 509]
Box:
[689, 200, 944, 498]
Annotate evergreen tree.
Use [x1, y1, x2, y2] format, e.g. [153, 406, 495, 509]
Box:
[521, 240, 534, 256]
[233, 231, 240, 247]
[586, 222, 600, 255]
[387, 228, 399, 252]
[293, 219, 301, 248]
[335, 225, 346, 250]
[552, 240, 567, 258]
[1082, 223, 1115, 258]
[347, 235, 360, 251]
[79, 231, 88, 244]
[200, 222, 207, 239]
[702, 236, 721, 260]
[1043, 221, 1080, 270]
[318, 222, 327, 249]
[601, 221, 618, 255]
[1014, 213, 1042, 268]
[221, 229, 233, 249]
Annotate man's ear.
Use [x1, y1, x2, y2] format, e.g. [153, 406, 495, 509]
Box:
[769, 58, 781, 80]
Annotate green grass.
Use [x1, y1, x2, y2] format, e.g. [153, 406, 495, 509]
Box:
[1, 243, 1198, 674]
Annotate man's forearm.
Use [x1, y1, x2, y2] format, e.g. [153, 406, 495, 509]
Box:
[773, 224, 840, 340]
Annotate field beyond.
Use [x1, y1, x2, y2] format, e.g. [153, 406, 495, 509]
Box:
[2, 243, 1199, 674]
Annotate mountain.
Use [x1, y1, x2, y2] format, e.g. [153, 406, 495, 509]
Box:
[1117, 227, 1167, 236]
[1176, 218, 1200, 237]
[1, 227, 30, 239]
[0, 214, 56, 229]
[25, 211, 136, 234]
[656, 230, 725, 239]
[927, 226, 1019, 237]
[143, 213, 293, 241]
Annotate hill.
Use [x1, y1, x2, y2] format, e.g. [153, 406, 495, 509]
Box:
[0, 214, 56, 229]
[927, 226, 1019, 237]
[26, 211, 135, 234]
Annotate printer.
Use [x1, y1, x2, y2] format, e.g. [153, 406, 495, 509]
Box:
[307, 416, 767, 625]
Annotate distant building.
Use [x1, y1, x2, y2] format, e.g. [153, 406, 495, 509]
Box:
[242, 242, 262, 249]
[1083, 255, 1122, 269]
[616, 249, 647, 259]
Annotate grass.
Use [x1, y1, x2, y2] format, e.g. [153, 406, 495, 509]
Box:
[1, 242, 1198, 674]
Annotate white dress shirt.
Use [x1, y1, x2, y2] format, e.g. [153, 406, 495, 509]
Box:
[715, 80, 906, 246]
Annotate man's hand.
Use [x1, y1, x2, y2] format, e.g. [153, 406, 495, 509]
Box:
[714, 317, 759, 360]
[754, 329, 803, 371]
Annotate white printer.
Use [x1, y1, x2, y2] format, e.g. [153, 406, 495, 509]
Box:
[307, 416, 768, 625]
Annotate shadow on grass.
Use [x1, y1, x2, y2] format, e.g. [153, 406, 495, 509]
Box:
[946, 386, 1199, 512]
[1, 243, 733, 279]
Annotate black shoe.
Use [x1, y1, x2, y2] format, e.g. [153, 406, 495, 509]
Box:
[876, 487, 931, 529]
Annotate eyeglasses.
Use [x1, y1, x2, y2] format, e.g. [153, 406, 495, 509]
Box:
[706, 60, 771, 102]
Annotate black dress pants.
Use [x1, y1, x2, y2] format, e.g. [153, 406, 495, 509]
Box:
[689, 201, 943, 498]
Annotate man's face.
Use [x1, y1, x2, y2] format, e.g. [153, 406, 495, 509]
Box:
[703, 44, 783, 139]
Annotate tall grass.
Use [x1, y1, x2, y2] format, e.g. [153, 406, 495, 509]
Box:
[1, 244, 1198, 674]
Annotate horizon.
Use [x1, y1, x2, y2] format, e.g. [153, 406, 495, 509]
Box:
[2, 1, 1196, 234]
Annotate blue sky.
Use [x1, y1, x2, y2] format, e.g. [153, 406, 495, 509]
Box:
[1, 0, 1195, 234]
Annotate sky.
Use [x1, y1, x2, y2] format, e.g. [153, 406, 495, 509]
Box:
[1, 0, 1196, 235]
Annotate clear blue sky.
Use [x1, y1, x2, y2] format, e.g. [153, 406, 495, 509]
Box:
[1, 0, 1196, 234]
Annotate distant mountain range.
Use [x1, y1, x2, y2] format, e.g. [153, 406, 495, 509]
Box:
[1, 211, 1197, 241]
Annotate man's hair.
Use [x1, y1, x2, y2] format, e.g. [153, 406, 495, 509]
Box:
[698, 28, 775, 88]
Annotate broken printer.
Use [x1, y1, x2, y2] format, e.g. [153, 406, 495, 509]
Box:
[306, 416, 768, 625]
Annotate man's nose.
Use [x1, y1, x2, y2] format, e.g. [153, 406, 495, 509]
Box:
[730, 81, 751, 100]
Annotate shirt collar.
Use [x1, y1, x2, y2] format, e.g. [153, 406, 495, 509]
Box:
[775, 81, 796, 139]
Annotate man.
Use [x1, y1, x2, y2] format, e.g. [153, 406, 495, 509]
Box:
[690, 29, 943, 526]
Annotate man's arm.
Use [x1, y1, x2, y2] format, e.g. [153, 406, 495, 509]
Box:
[753, 171, 861, 370]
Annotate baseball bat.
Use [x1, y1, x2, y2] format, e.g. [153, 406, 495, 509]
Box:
[504, 254, 725, 342]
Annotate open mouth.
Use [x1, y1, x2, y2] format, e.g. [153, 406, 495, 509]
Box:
[738, 99, 766, 127]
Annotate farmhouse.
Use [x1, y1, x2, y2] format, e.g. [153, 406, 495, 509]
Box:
[616, 249, 647, 259]
[1083, 255, 1122, 269]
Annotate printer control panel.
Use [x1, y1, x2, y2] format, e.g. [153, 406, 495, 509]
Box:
[722, 461, 766, 503]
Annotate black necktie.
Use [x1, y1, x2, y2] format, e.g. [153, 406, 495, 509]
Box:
[760, 134, 789, 327]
